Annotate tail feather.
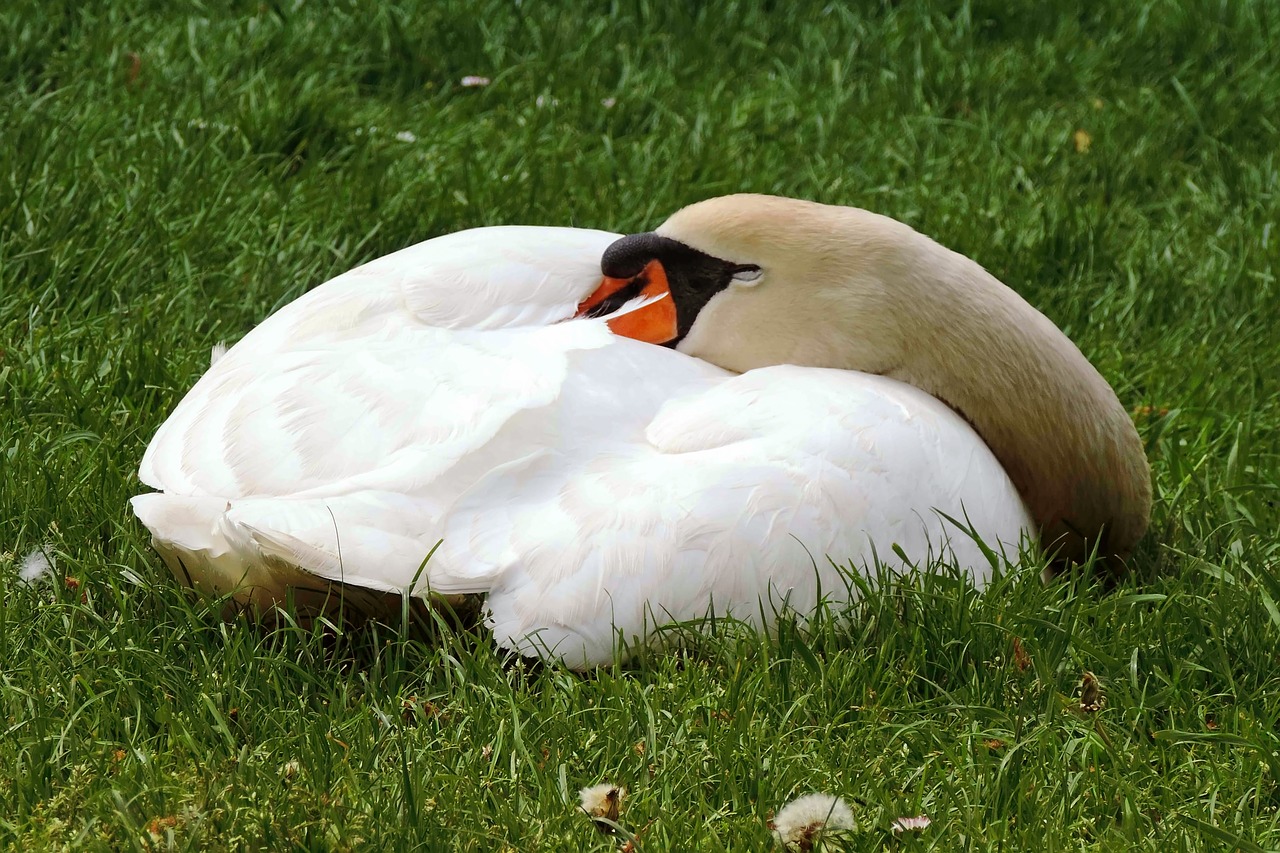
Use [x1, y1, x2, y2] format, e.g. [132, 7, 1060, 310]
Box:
[129, 492, 467, 618]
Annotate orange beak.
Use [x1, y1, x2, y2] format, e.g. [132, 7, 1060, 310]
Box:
[575, 259, 678, 345]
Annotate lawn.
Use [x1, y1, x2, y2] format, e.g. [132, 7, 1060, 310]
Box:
[2, 0, 1278, 849]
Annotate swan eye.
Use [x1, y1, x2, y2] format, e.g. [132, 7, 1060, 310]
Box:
[731, 265, 763, 284]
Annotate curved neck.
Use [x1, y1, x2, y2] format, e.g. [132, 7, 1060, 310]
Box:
[889, 243, 1152, 564]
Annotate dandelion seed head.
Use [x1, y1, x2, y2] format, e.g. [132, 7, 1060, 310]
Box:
[579, 783, 625, 833]
[1079, 670, 1104, 712]
[772, 793, 854, 849]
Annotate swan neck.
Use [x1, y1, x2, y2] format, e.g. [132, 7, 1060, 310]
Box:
[894, 249, 1151, 564]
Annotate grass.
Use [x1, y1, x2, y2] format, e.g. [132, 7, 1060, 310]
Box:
[1, 0, 1278, 848]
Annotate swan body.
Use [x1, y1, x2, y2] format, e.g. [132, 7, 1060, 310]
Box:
[134, 196, 1148, 666]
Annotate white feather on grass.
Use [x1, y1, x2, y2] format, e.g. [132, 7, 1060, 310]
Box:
[18, 547, 55, 585]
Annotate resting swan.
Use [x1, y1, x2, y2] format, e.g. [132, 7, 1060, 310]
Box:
[132, 194, 1151, 666]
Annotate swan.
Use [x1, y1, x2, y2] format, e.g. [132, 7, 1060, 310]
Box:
[132, 194, 1151, 666]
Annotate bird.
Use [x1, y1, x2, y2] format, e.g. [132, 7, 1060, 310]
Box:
[131, 194, 1151, 667]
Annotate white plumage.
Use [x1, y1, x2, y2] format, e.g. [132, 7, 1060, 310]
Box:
[133, 222, 1034, 667]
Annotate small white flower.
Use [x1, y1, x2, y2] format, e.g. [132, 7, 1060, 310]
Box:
[891, 814, 931, 834]
[460, 75, 490, 88]
[579, 783, 625, 833]
[19, 547, 55, 585]
[210, 342, 228, 366]
[535, 94, 559, 109]
[601, 97, 617, 109]
[394, 130, 417, 143]
[772, 793, 854, 849]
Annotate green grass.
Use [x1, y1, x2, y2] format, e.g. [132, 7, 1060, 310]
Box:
[2, 0, 1279, 848]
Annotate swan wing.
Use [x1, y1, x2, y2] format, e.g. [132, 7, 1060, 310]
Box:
[133, 226, 638, 598]
[138, 226, 621, 496]
[438, 366, 1032, 665]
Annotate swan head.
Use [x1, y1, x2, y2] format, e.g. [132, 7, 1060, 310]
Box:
[583, 194, 928, 374]
[579, 193, 1152, 568]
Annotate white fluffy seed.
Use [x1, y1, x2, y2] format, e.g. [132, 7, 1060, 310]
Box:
[772, 793, 854, 848]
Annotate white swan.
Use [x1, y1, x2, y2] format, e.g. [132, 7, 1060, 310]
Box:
[132, 194, 1150, 666]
